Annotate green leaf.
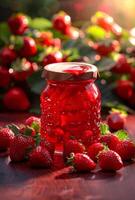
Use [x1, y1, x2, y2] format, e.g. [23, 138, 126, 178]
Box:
[34, 133, 41, 146]
[29, 18, 52, 30]
[100, 123, 110, 135]
[27, 70, 45, 95]
[0, 22, 11, 45]
[86, 25, 106, 41]
[7, 124, 20, 135]
[31, 122, 40, 133]
[24, 126, 34, 136]
[115, 130, 129, 140]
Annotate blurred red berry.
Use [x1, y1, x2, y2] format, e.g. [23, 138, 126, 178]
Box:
[128, 92, 135, 106]
[87, 142, 104, 162]
[42, 51, 63, 66]
[19, 37, 37, 57]
[8, 14, 28, 35]
[0, 66, 11, 87]
[0, 47, 17, 66]
[53, 14, 71, 33]
[130, 67, 135, 83]
[112, 54, 131, 74]
[107, 112, 126, 131]
[3, 87, 30, 111]
[116, 80, 133, 100]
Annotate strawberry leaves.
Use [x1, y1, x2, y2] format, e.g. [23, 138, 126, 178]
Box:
[100, 123, 110, 135]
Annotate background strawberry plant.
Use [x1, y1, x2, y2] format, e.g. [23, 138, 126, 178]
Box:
[0, 11, 135, 114]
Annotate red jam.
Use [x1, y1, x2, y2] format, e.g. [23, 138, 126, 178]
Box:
[40, 62, 101, 148]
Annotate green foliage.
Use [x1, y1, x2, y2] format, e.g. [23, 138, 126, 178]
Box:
[86, 25, 106, 41]
[100, 123, 110, 135]
[29, 18, 52, 30]
[115, 130, 129, 140]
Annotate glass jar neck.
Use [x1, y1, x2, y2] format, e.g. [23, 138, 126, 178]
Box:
[47, 79, 95, 86]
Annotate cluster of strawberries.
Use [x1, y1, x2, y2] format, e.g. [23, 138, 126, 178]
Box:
[0, 12, 79, 111]
[86, 12, 135, 107]
[0, 111, 135, 172]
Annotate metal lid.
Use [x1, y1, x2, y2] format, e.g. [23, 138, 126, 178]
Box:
[42, 62, 98, 81]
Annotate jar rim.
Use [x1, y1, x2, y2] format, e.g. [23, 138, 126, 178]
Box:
[42, 62, 98, 81]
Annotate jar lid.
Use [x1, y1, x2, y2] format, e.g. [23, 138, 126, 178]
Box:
[42, 62, 98, 81]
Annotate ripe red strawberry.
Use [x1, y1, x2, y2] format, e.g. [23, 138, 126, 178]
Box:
[116, 80, 133, 100]
[115, 140, 135, 161]
[42, 51, 63, 66]
[67, 153, 96, 172]
[112, 54, 131, 74]
[98, 150, 123, 171]
[100, 134, 120, 151]
[10, 134, 35, 162]
[63, 139, 85, 159]
[93, 40, 119, 56]
[87, 143, 104, 162]
[12, 60, 38, 81]
[0, 47, 17, 66]
[3, 87, 30, 111]
[8, 14, 28, 35]
[29, 146, 53, 168]
[40, 139, 55, 157]
[0, 66, 11, 87]
[19, 37, 37, 57]
[0, 128, 14, 151]
[130, 67, 135, 83]
[25, 116, 41, 132]
[93, 12, 114, 32]
[53, 13, 71, 33]
[107, 112, 126, 131]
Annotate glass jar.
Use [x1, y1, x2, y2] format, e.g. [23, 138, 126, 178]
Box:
[41, 62, 101, 148]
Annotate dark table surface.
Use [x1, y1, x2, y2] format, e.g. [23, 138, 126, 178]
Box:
[0, 113, 135, 200]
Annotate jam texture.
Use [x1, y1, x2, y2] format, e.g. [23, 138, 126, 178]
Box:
[41, 80, 101, 146]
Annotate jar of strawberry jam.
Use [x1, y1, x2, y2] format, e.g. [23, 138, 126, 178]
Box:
[41, 62, 101, 148]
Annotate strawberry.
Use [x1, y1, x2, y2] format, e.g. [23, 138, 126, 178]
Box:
[81, 130, 94, 147]
[53, 13, 71, 33]
[115, 140, 135, 161]
[29, 146, 53, 168]
[19, 37, 37, 57]
[112, 54, 131, 74]
[0, 128, 14, 151]
[3, 87, 30, 111]
[63, 139, 85, 159]
[0, 66, 11, 87]
[25, 116, 41, 132]
[0, 47, 17, 66]
[40, 139, 55, 157]
[98, 150, 123, 171]
[107, 112, 126, 131]
[93, 40, 119, 56]
[10, 134, 35, 162]
[116, 80, 133, 100]
[100, 134, 120, 151]
[8, 14, 28, 35]
[42, 51, 63, 66]
[87, 143, 104, 162]
[67, 153, 96, 172]
[130, 67, 135, 83]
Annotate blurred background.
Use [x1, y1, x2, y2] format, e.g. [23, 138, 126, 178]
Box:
[0, 0, 135, 28]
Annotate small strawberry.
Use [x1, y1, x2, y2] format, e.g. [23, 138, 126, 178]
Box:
[10, 134, 35, 162]
[116, 80, 133, 100]
[112, 54, 131, 74]
[98, 150, 123, 171]
[67, 153, 96, 172]
[63, 139, 85, 159]
[40, 139, 55, 157]
[81, 130, 94, 147]
[0, 47, 17, 66]
[87, 143, 104, 162]
[25, 116, 41, 132]
[107, 112, 126, 131]
[53, 13, 71, 33]
[3, 87, 30, 111]
[115, 140, 135, 161]
[0, 128, 14, 151]
[19, 37, 37, 57]
[42, 51, 63, 66]
[0, 66, 11, 87]
[100, 134, 120, 151]
[8, 14, 28, 35]
[29, 146, 53, 168]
